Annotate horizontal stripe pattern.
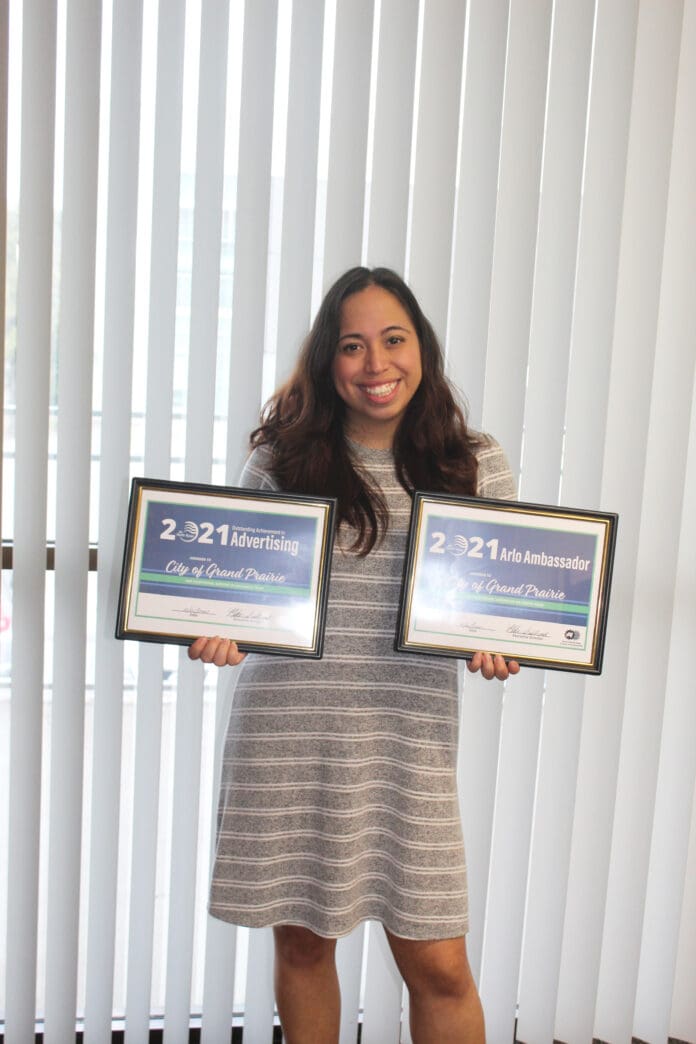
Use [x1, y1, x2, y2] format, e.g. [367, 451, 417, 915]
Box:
[210, 435, 515, 939]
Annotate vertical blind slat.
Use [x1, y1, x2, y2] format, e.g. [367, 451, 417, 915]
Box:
[475, 6, 552, 1040]
[321, 0, 373, 291]
[631, 5, 696, 1037]
[553, 0, 638, 1033]
[407, 0, 465, 340]
[336, 925, 364, 1044]
[43, 0, 101, 1040]
[0, 0, 9, 1006]
[670, 765, 696, 1040]
[162, 658, 205, 1043]
[447, 0, 509, 429]
[125, 648, 163, 1040]
[186, 0, 229, 458]
[519, 0, 594, 506]
[242, 926, 275, 1044]
[478, 671, 543, 1041]
[513, 4, 595, 1040]
[515, 676, 584, 1044]
[592, 2, 684, 1039]
[364, 0, 418, 274]
[125, 0, 186, 1037]
[83, 0, 143, 1038]
[191, 2, 237, 1036]
[224, 0, 278, 485]
[274, 0, 324, 386]
[480, 0, 552, 471]
[456, 671, 503, 982]
[4, 1, 56, 1040]
[361, 924, 403, 1044]
[224, 2, 280, 1029]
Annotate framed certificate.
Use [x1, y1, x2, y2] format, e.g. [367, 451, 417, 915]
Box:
[396, 493, 618, 673]
[116, 478, 336, 658]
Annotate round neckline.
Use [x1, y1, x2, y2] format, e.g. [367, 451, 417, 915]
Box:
[346, 437, 394, 460]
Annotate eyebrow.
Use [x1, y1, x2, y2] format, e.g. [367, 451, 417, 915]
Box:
[337, 324, 410, 342]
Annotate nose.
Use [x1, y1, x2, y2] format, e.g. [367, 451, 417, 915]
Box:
[364, 342, 389, 374]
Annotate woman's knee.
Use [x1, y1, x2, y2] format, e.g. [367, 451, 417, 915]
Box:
[273, 925, 337, 970]
[386, 933, 475, 1001]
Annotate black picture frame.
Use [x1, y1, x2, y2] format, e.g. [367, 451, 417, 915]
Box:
[396, 493, 618, 674]
[116, 478, 336, 658]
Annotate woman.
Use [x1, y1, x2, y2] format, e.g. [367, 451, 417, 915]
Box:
[190, 267, 519, 1043]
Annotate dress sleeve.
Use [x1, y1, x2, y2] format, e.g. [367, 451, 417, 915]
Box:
[475, 435, 517, 501]
[238, 444, 281, 492]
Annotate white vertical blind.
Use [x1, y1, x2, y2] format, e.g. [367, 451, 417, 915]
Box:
[321, 0, 373, 291]
[447, 0, 508, 429]
[274, 0, 324, 384]
[83, 0, 142, 1039]
[361, 923, 403, 1044]
[593, 2, 687, 1039]
[44, 1, 101, 1041]
[671, 771, 696, 1039]
[2, 2, 696, 1042]
[473, 5, 551, 1041]
[191, 3, 237, 1040]
[632, 22, 696, 1042]
[336, 926, 364, 1044]
[126, 0, 186, 1039]
[225, 0, 278, 483]
[364, 0, 418, 274]
[553, 0, 638, 1033]
[512, 3, 595, 1041]
[407, 0, 466, 339]
[4, 2, 56, 1041]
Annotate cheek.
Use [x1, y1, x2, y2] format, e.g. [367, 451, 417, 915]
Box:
[332, 356, 353, 391]
[410, 351, 424, 388]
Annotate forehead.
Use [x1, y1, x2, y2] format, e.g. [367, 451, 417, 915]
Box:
[339, 285, 413, 331]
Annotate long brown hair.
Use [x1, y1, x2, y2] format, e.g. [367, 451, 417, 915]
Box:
[251, 266, 481, 553]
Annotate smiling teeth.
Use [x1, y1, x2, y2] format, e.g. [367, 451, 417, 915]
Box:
[364, 381, 397, 398]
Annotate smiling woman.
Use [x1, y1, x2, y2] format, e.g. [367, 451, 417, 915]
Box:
[190, 266, 519, 1044]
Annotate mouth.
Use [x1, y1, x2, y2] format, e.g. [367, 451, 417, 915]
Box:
[360, 380, 399, 403]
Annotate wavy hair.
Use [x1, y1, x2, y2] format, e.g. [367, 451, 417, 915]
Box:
[250, 266, 481, 553]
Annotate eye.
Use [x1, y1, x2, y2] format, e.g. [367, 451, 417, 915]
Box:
[386, 335, 405, 346]
[339, 341, 363, 354]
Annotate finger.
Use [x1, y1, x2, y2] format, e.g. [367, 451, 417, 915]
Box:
[493, 654, 509, 681]
[188, 636, 209, 661]
[480, 652, 496, 681]
[507, 659, 521, 676]
[226, 643, 247, 667]
[199, 636, 222, 664]
[212, 638, 235, 667]
[467, 651, 482, 674]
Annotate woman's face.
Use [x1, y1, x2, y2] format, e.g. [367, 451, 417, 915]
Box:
[332, 285, 423, 448]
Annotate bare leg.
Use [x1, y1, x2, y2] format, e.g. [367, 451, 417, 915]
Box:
[273, 925, 340, 1044]
[385, 930, 485, 1044]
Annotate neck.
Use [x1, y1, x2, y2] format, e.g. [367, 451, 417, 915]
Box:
[344, 420, 397, 450]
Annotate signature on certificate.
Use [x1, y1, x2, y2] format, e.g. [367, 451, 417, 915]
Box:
[226, 607, 272, 624]
[172, 605, 217, 619]
[507, 624, 551, 640]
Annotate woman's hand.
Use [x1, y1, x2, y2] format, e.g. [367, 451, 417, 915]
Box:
[467, 651, 520, 681]
[188, 636, 247, 668]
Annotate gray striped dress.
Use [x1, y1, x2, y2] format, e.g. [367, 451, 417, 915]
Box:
[209, 436, 515, 940]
